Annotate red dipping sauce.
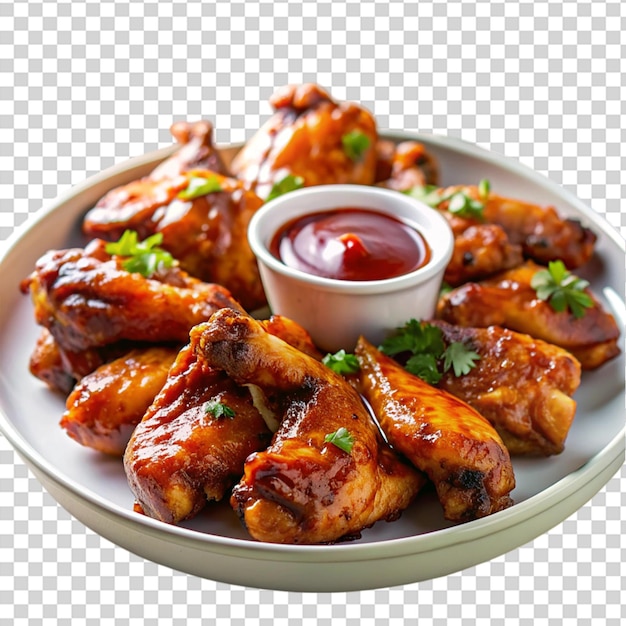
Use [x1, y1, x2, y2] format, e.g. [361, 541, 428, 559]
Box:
[270, 207, 431, 281]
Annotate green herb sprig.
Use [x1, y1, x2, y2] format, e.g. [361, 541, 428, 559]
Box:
[322, 350, 360, 375]
[530, 260, 594, 319]
[204, 400, 236, 419]
[405, 178, 491, 221]
[266, 174, 305, 202]
[177, 174, 223, 200]
[324, 427, 355, 454]
[342, 130, 371, 162]
[380, 319, 480, 385]
[105, 230, 174, 278]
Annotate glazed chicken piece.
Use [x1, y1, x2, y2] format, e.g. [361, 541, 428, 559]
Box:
[61, 346, 179, 456]
[230, 83, 379, 199]
[433, 184, 596, 269]
[83, 170, 266, 311]
[124, 343, 272, 524]
[429, 321, 581, 456]
[375, 139, 439, 190]
[437, 260, 621, 369]
[443, 221, 524, 287]
[20, 238, 241, 353]
[83, 120, 229, 241]
[124, 315, 322, 524]
[195, 309, 425, 544]
[355, 337, 515, 522]
[149, 120, 230, 181]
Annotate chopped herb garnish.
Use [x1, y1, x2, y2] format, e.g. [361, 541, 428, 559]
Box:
[177, 174, 223, 200]
[380, 319, 480, 385]
[266, 174, 305, 202]
[324, 427, 355, 454]
[322, 350, 360, 375]
[204, 400, 236, 419]
[530, 260, 594, 319]
[478, 178, 491, 200]
[405, 180, 489, 221]
[105, 230, 174, 278]
[342, 130, 371, 162]
[442, 341, 481, 377]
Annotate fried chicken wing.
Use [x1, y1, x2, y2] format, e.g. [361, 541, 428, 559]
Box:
[83, 120, 229, 241]
[124, 314, 321, 524]
[230, 84, 378, 199]
[195, 309, 425, 544]
[124, 343, 272, 524]
[60, 346, 179, 456]
[20, 238, 241, 352]
[149, 120, 230, 180]
[429, 321, 581, 456]
[84, 171, 267, 311]
[434, 185, 596, 269]
[443, 222, 524, 287]
[376, 140, 439, 190]
[355, 337, 515, 522]
[436, 261, 621, 369]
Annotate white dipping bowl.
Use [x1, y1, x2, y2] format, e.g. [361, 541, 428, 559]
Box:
[248, 184, 454, 352]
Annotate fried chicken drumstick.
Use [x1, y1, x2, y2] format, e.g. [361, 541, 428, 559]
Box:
[195, 309, 425, 544]
[124, 315, 322, 525]
[355, 337, 515, 522]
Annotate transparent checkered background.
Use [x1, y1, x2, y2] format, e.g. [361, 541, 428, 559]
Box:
[1, 0, 625, 624]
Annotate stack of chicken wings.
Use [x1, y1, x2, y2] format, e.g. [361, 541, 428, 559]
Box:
[20, 84, 621, 544]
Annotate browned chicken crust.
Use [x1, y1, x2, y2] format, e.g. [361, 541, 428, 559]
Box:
[20, 238, 241, 352]
[355, 337, 515, 522]
[84, 171, 266, 311]
[124, 343, 272, 524]
[230, 83, 379, 199]
[195, 309, 425, 544]
[375, 140, 439, 190]
[436, 261, 621, 369]
[61, 346, 179, 456]
[429, 321, 582, 456]
[434, 185, 597, 269]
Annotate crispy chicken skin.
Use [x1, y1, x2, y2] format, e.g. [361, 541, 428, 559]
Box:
[436, 261, 621, 369]
[83, 120, 229, 241]
[124, 315, 322, 524]
[355, 337, 515, 522]
[434, 185, 596, 269]
[84, 171, 266, 311]
[375, 140, 439, 190]
[195, 309, 425, 544]
[124, 343, 272, 524]
[230, 84, 379, 199]
[443, 221, 524, 287]
[20, 238, 242, 352]
[60, 346, 179, 456]
[429, 321, 582, 456]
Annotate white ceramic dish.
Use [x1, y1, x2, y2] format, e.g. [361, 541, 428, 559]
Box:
[0, 132, 624, 592]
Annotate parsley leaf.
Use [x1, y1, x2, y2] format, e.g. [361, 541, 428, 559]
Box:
[530, 260, 594, 319]
[204, 400, 236, 419]
[324, 427, 355, 453]
[342, 130, 371, 162]
[322, 350, 360, 375]
[177, 175, 223, 200]
[266, 174, 305, 202]
[442, 341, 481, 377]
[380, 319, 480, 384]
[105, 230, 174, 278]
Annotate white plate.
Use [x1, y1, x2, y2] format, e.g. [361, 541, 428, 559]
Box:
[0, 133, 624, 592]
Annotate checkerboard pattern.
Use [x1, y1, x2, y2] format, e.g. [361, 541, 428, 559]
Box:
[1, 0, 625, 624]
